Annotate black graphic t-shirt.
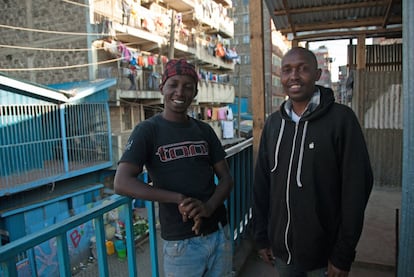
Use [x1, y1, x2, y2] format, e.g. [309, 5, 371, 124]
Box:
[119, 114, 228, 240]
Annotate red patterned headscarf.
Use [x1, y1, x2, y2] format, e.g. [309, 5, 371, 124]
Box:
[159, 59, 199, 94]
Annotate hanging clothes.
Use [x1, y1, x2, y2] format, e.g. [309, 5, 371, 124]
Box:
[117, 43, 131, 62]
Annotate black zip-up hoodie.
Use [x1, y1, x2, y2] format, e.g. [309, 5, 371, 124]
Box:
[253, 86, 373, 271]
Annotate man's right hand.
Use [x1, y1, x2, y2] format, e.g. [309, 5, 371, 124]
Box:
[178, 197, 203, 234]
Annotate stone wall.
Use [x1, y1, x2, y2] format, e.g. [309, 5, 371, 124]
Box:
[0, 0, 91, 84]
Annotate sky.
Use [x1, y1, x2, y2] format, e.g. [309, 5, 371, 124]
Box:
[308, 39, 349, 82]
[308, 38, 374, 82]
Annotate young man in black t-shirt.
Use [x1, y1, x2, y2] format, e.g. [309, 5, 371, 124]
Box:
[114, 59, 234, 277]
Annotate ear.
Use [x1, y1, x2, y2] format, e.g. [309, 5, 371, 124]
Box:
[315, 68, 322, 81]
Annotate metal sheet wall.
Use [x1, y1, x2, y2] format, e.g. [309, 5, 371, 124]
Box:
[355, 70, 403, 187]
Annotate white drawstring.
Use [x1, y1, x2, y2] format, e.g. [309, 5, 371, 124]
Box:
[271, 119, 285, 172]
[296, 121, 308, 187]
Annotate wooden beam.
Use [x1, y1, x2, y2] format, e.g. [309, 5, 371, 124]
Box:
[291, 26, 402, 41]
[382, 0, 395, 28]
[282, 0, 296, 35]
[274, 0, 390, 15]
[279, 15, 402, 34]
[249, 0, 265, 163]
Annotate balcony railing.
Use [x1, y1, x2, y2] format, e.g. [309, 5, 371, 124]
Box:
[0, 103, 112, 197]
[0, 138, 253, 277]
[107, 64, 234, 103]
[197, 80, 235, 104]
[92, 0, 235, 67]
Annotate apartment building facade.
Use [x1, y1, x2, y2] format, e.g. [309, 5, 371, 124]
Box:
[1, 0, 237, 162]
[231, 0, 289, 120]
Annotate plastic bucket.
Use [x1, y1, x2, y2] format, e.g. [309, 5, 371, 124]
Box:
[114, 240, 126, 260]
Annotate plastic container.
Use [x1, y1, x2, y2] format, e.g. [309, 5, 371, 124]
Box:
[106, 240, 115, 255]
[114, 240, 126, 260]
[217, 108, 227, 120]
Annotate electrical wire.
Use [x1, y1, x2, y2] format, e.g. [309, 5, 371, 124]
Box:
[0, 24, 109, 36]
[0, 44, 105, 52]
[0, 40, 147, 53]
[0, 57, 121, 72]
[61, 0, 89, 8]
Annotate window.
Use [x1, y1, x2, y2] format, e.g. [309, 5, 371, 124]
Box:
[243, 54, 250, 65]
[272, 54, 281, 67]
[122, 105, 132, 131]
[273, 96, 285, 108]
[244, 76, 251, 86]
[272, 75, 281, 87]
[243, 35, 250, 44]
[243, 14, 249, 24]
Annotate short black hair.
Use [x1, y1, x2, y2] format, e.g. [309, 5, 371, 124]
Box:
[283, 47, 318, 69]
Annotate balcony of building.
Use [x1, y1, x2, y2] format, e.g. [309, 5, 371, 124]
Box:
[0, 103, 112, 196]
[196, 79, 235, 104]
[92, 0, 234, 61]
[102, 67, 233, 106]
[0, 76, 115, 197]
[191, 1, 234, 39]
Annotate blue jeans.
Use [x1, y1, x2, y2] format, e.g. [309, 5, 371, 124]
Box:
[163, 224, 232, 277]
[275, 258, 327, 277]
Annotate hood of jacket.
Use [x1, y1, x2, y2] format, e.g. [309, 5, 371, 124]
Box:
[280, 85, 335, 122]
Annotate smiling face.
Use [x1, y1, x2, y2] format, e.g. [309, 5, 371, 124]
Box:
[161, 74, 197, 122]
[281, 47, 322, 105]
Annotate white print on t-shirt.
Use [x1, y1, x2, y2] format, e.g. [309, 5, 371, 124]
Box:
[125, 140, 133, 151]
[156, 140, 208, 162]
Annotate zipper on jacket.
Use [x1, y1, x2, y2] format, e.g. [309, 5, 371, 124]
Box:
[296, 121, 308, 188]
[284, 122, 299, 264]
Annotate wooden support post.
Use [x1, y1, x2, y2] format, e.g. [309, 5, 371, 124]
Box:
[357, 35, 366, 70]
[249, 0, 266, 163]
[355, 35, 366, 126]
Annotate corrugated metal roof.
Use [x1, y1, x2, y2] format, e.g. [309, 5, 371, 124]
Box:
[47, 78, 117, 102]
[0, 73, 69, 104]
[0, 73, 116, 104]
[265, 0, 402, 42]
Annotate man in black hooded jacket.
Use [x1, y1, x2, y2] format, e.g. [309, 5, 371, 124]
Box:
[253, 47, 373, 277]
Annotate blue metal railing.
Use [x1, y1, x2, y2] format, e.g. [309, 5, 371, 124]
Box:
[0, 138, 253, 277]
[225, 138, 254, 250]
[0, 195, 136, 277]
[0, 103, 112, 197]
